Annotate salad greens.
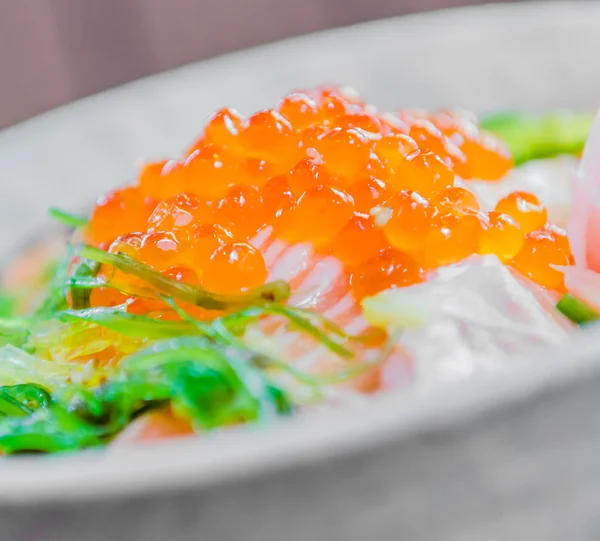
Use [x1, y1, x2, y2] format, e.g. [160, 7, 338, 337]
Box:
[0, 226, 363, 454]
[0, 338, 292, 454]
[481, 110, 594, 165]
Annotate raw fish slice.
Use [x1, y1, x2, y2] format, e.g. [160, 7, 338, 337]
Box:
[569, 109, 600, 271]
[249, 229, 411, 393]
[110, 409, 194, 446]
[564, 266, 600, 312]
[380, 256, 573, 391]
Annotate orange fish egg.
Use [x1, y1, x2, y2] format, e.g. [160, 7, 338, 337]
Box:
[336, 113, 383, 134]
[495, 191, 548, 234]
[545, 223, 573, 260]
[108, 232, 145, 258]
[276, 93, 321, 131]
[373, 133, 419, 170]
[315, 92, 359, 123]
[147, 193, 214, 240]
[365, 152, 392, 182]
[511, 228, 572, 291]
[89, 186, 155, 245]
[315, 127, 372, 180]
[240, 109, 301, 166]
[262, 175, 295, 223]
[139, 231, 187, 271]
[298, 124, 329, 153]
[287, 157, 339, 196]
[138, 160, 187, 200]
[478, 211, 524, 262]
[457, 133, 513, 181]
[216, 185, 265, 240]
[390, 151, 455, 196]
[137, 160, 166, 196]
[202, 242, 267, 293]
[350, 248, 422, 301]
[422, 212, 482, 268]
[278, 185, 354, 246]
[432, 186, 480, 215]
[381, 191, 436, 254]
[203, 107, 247, 152]
[182, 145, 237, 200]
[329, 212, 388, 267]
[348, 177, 391, 214]
[189, 223, 234, 270]
[238, 157, 278, 188]
[408, 119, 466, 169]
[163, 266, 201, 285]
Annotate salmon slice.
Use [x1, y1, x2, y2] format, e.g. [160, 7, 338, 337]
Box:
[250, 226, 412, 394]
[111, 408, 195, 446]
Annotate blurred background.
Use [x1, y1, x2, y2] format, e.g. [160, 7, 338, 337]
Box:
[0, 0, 521, 130]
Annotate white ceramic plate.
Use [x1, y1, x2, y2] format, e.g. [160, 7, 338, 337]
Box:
[2, 3, 600, 540]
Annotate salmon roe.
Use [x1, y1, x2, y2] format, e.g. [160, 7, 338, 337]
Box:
[495, 191, 548, 234]
[426, 109, 513, 180]
[315, 127, 372, 180]
[202, 243, 267, 293]
[89, 187, 155, 244]
[139, 231, 185, 271]
[329, 213, 387, 267]
[511, 227, 572, 292]
[422, 212, 483, 268]
[479, 212, 524, 262]
[202, 108, 247, 152]
[84, 85, 573, 317]
[189, 224, 234, 270]
[350, 249, 422, 301]
[278, 185, 354, 246]
[348, 178, 391, 214]
[382, 191, 435, 255]
[432, 187, 480, 215]
[147, 194, 213, 240]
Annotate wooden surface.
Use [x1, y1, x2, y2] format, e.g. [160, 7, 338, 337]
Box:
[0, 0, 517, 129]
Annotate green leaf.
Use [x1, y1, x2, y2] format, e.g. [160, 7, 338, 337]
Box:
[556, 294, 599, 325]
[0, 384, 51, 417]
[48, 208, 89, 229]
[59, 307, 203, 339]
[0, 292, 15, 318]
[0, 318, 31, 348]
[69, 259, 101, 310]
[117, 337, 290, 426]
[0, 407, 105, 453]
[480, 110, 594, 165]
[35, 244, 76, 317]
[81, 245, 290, 310]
